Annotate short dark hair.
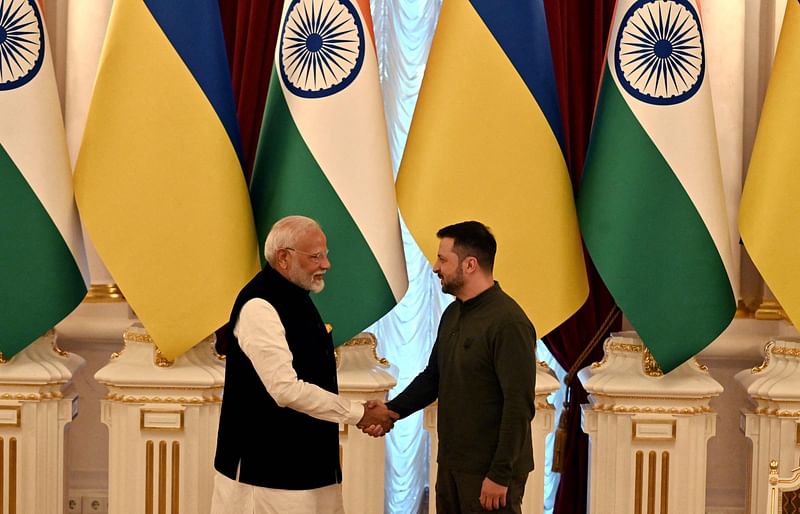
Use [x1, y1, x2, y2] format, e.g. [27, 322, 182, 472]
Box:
[436, 221, 496, 271]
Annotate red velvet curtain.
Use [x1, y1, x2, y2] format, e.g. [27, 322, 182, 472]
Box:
[542, 1, 619, 513]
[218, 0, 283, 180]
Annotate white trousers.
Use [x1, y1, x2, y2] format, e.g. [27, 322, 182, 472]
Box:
[210, 471, 346, 514]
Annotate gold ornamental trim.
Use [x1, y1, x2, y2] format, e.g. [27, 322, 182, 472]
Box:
[9, 437, 16, 514]
[770, 345, 800, 358]
[592, 403, 712, 415]
[51, 339, 68, 357]
[337, 333, 390, 368]
[642, 348, 664, 377]
[0, 392, 63, 401]
[749, 340, 800, 375]
[146, 441, 154, 514]
[172, 441, 180, 514]
[607, 342, 643, 353]
[635, 451, 643, 514]
[0, 353, 6, 364]
[105, 393, 221, 404]
[661, 451, 670, 514]
[124, 330, 154, 343]
[84, 283, 126, 303]
[752, 341, 775, 374]
[591, 341, 642, 370]
[753, 406, 800, 418]
[647, 451, 656, 514]
[154, 348, 174, 368]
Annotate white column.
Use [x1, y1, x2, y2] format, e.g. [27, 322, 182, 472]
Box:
[95, 324, 223, 514]
[736, 338, 800, 514]
[0, 332, 84, 514]
[335, 333, 397, 514]
[580, 332, 723, 514]
[424, 361, 560, 514]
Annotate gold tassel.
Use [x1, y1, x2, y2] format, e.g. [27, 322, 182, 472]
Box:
[551, 408, 569, 472]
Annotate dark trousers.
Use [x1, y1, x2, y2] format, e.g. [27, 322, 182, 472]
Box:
[435, 465, 527, 514]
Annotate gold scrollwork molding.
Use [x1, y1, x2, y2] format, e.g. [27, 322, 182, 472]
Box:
[770, 345, 800, 358]
[642, 348, 664, 377]
[754, 406, 800, 418]
[123, 330, 154, 344]
[592, 403, 711, 415]
[607, 342, 643, 353]
[337, 333, 390, 368]
[752, 341, 775, 374]
[591, 341, 642, 369]
[51, 338, 68, 358]
[0, 391, 63, 401]
[105, 393, 222, 404]
[154, 348, 174, 368]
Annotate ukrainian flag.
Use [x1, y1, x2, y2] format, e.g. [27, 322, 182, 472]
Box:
[74, 0, 260, 359]
[396, 0, 588, 336]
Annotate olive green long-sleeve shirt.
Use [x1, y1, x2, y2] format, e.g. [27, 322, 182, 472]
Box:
[387, 282, 537, 485]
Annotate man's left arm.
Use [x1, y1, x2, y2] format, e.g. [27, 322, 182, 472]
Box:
[486, 321, 537, 487]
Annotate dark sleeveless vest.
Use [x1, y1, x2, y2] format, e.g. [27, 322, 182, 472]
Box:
[214, 265, 342, 489]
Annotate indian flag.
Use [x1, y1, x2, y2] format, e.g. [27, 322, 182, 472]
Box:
[0, 0, 89, 359]
[250, 0, 407, 344]
[739, 0, 800, 325]
[578, 0, 735, 373]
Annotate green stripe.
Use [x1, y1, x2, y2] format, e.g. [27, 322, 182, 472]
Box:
[0, 144, 86, 358]
[578, 67, 734, 373]
[250, 69, 395, 346]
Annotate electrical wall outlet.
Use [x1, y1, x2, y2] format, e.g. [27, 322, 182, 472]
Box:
[82, 495, 108, 514]
[66, 494, 82, 514]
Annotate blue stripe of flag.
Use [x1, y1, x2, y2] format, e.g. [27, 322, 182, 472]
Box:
[143, 0, 243, 163]
[469, 0, 565, 154]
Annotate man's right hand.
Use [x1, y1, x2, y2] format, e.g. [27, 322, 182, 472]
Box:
[357, 400, 399, 437]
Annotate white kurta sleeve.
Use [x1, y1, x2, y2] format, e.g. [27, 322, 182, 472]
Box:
[234, 298, 364, 425]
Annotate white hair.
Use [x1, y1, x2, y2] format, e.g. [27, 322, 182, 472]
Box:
[264, 215, 322, 266]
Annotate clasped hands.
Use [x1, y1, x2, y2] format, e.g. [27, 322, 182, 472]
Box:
[356, 400, 399, 437]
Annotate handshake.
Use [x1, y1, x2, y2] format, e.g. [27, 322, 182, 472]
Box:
[356, 400, 400, 437]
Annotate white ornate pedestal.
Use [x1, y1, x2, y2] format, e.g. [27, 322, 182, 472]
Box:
[736, 338, 800, 514]
[335, 334, 397, 514]
[95, 324, 223, 514]
[523, 361, 560, 514]
[423, 360, 560, 514]
[0, 332, 84, 514]
[580, 332, 723, 514]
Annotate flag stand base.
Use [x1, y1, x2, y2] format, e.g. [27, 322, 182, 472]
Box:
[579, 331, 722, 514]
[0, 332, 85, 514]
[737, 338, 800, 514]
[95, 323, 223, 514]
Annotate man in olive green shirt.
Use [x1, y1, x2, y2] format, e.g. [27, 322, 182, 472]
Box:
[384, 221, 537, 513]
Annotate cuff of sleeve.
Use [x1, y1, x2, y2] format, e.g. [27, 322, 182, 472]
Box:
[486, 469, 511, 487]
[346, 401, 365, 425]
